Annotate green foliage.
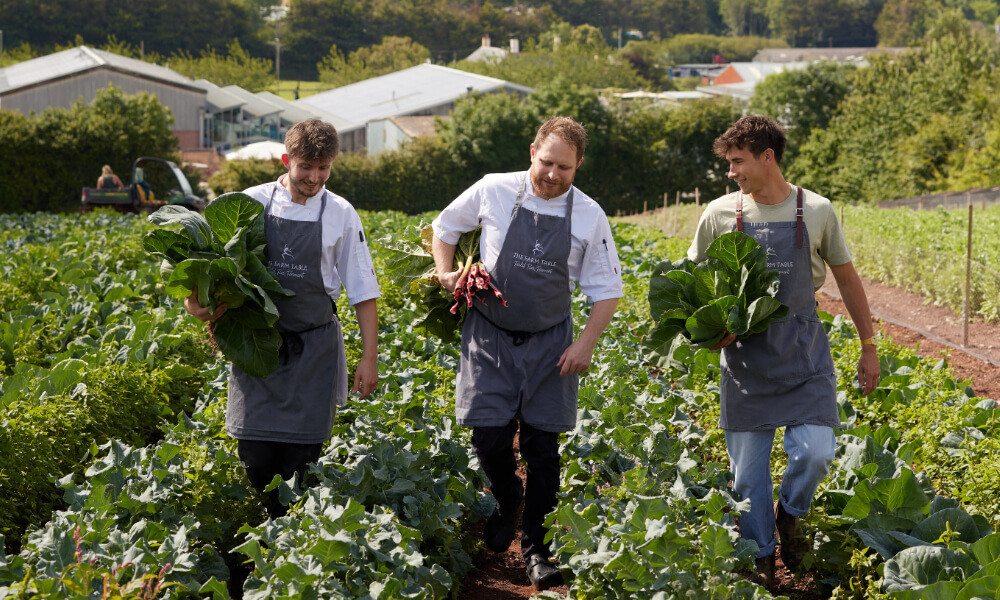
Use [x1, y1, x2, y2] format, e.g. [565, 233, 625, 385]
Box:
[168, 40, 274, 92]
[645, 231, 788, 358]
[662, 33, 787, 63]
[789, 18, 1000, 203]
[454, 39, 648, 91]
[0, 0, 266, 58]
[750, 62, 857, 165]
[207, 158, 286, 197]
[144, 194, 295, 378]
[765, 0, 883, 46]
[0, 85, 179, 214]
[317, 36, 431, 88]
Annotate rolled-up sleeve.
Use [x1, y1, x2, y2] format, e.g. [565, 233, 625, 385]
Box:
[336, 209, 381, 306]
[432, 180, 483, 244]
[578, 215, 624, 303]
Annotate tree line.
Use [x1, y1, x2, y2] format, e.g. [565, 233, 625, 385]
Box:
[5, 0, 1000, 81]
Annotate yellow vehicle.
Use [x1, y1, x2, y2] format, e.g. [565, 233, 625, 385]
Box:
[81, 157, 207, 213]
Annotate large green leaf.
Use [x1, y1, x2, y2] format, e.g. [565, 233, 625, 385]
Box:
[166, 259, 212, 305]
[141, 229, 191, 263]
[705, 231, 766, 274]
[148, 205, 213, 250]
[204, 192, 263, 245]
[685, 296, 737, 345]
[910, 508, 989, 545]
[883, 545, 977, 591]
[212, 312, 283, 378]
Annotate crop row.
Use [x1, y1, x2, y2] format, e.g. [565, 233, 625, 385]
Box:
[842, 204, 1000, 323]
[0, 210, 996, 599]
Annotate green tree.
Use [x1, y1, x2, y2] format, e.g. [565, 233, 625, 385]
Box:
[790, 15, 1000, 202]
[168, 40, 274, 91]
[720, 0, 771, 36]
[317, 36, 431, 88]
[875, 0, 940, 45]
[0, 86, 179, 213]
[750, 62, 856, 165]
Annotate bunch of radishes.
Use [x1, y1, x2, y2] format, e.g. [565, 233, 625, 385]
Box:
[449, 256, 508, 314]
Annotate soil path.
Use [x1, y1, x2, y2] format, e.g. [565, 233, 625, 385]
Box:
[458, 272, 1000, 599]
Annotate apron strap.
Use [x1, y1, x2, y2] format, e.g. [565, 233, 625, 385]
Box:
[736, 188, 802, 248]
[510, 172, 529, 222]
[795, 186, 804, 249]
[736, 192, 743, 232]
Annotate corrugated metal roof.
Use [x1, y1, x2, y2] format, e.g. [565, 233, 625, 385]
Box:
[191, 79, 245, 112]
[298, 63, 532, 129]
[255, 90, 355, 131]
[222, 85, 282, 119]
[0, 46, 202, 95]
[727, 62, 810, 85]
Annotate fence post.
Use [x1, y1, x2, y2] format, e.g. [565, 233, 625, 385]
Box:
[662, 192, 668, 231]
[964, 195, 973, 347]
[673, 191, 680, 236]
[643, 200, 647, 214]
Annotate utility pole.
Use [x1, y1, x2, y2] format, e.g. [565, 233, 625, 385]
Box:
[1, 30, 4, 65]
[274, 32, 281, 89]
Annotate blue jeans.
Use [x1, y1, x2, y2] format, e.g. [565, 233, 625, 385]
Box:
[725, 425, 835, 558]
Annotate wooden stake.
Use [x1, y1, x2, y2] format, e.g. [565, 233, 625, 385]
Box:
[673, 191, 680, 236]
[964, 195, 973, 347]
[643, 200, 647, 214]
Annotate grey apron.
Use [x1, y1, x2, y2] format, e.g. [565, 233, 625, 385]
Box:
[456, 173, 578, 433]
[719, 187, 839, 431]
[226, 185, 349, 443]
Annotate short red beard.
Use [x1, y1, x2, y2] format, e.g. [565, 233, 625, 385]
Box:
[530, 168, 573, 200]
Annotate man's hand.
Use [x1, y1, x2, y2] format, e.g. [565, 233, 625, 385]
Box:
[351, 354, 379, 399]
[183, 288, 227, 322]
[438, 270, 461, 293]
[557, 339, 596, 376]
[710, 331, 737, 351]
[858, 345, 879, 395]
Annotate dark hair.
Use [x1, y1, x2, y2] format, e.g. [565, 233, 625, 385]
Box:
[533, 116, 588, 162]
[713, 115, 786, 164]
[284, 119, 340, 162]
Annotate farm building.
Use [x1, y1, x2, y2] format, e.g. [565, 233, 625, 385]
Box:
[297, 63, 532, 153]
[0, 46, 207, 150]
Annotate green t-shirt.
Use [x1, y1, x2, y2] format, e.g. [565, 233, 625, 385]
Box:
[686, 186, 852, 291]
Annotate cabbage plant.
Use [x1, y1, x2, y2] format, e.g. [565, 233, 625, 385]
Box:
[142, 193, 294, 377]
[645, 231, 788, 363]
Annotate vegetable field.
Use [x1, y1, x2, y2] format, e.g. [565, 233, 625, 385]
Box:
[0, 209, 998, 599]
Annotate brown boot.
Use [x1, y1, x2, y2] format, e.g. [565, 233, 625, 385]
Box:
[775, 501, 809, 570]
[751, 553, 775, 590]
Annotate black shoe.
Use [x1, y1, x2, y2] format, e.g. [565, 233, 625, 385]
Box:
[775, 501, 808, 571]
[750, 553, 775, 590]
[526, 553, 564, 590]
[484, 485, 523, 553]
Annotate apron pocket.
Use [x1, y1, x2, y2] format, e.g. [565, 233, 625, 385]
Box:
[762, 315, 826, 381]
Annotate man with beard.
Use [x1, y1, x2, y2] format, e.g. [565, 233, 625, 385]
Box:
[430, 116, 623, 590]
[184, 119, 380, 518]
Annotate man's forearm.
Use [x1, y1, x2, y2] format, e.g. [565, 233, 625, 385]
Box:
[353, 298, 379, 360]
[578, 298, 619, 347]
[431, 235, 458, 278]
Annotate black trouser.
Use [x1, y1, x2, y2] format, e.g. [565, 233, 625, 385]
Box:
[472, 419, 561, 560]
[237, 439, 323, 518]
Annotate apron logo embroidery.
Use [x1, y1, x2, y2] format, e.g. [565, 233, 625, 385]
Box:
[282, 245, 294, 261]
[532, 240, 544, 256]
[766, 247, 777, 258]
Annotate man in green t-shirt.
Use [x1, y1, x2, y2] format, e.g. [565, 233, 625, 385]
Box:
[689, 115, 880, 589]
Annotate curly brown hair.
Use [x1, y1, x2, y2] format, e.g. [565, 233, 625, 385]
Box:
[713, 115, 786, 164]
[284, 119, 340, 162]
[533, 116, 588, 162]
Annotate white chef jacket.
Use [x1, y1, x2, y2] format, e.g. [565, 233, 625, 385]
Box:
[432, 171, 623, 304]
[243, 178, 381, 307]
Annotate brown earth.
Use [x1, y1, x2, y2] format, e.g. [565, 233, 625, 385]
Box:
[458, 273, 1000, 599]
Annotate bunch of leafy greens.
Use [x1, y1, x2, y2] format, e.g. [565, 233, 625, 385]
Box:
[142, 193, 294, 377]
[645, 231, 788, 363]
[382, 224, 480, 343]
